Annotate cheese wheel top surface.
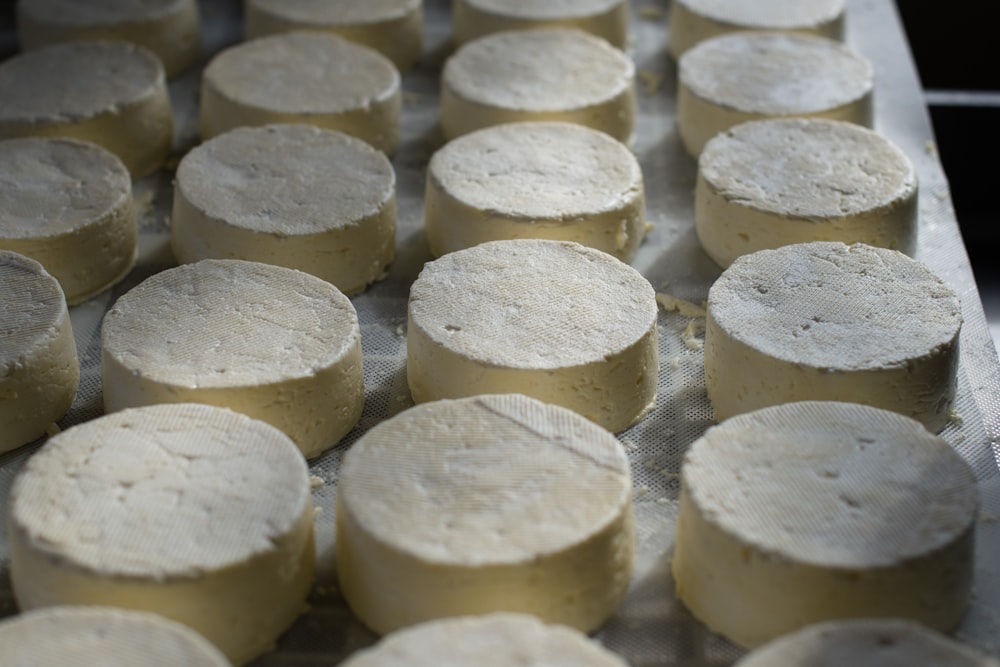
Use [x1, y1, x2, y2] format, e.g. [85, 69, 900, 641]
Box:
[679, 32, 872, 115]
[0, 251, 66, 365]
[342, 613, 628, 667]
[9, 403, 310, 578]
[462, 0, 622, 19]
[340, 394, 631, 565]
[248, 0, 419, 23]
[444, 29, 633, 112]
[0, 40, 164, 123]
[17, 0, 187, 24]
[0, 606, 230, 667]
[429, 122, 640, 219]
[674, 0, 845, 28]
[708, 242, 961, 371]
[176, 124, 394, 234]
[409, 240, 656, 369]
[102, 259, 359, 387]
[0, 137, 131, 238]
[737, 618, 1000, 666]
[684, 401, 978, 568]
[203, 32, 398, 114]
[700, 119, 917, 220]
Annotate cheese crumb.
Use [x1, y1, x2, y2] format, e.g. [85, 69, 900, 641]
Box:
[682, 319, 706, 350]
[638, 69, 663, 95]
[656, 292, 707, 318]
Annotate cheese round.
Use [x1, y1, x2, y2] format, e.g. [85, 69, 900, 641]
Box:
[172, 124, 396, 296]
[677, 32, 873, 156]
[16, 0, 201, 77]
[425, 122, 646, 262]
[736, 618, 1000, 667]
[696, 119, 918, 268]
[704, 242, 961, 432]
[440, 28, 636, 144]
[7, 403, 315, 666]
[244, 0, 422, 72]
[452, 0, 629, 49]
[667, 0, 846, 58]
[407, 239, 658, 432]
[0, 137, 137, 304]
[0, 251, 79, 454]
[200, 31, 401, 154]
[0, 40, 173, 177]
[0, 606, 230, 667]
[336, 394, 634, 635]
[101, 259, 364, 458]
[340, 613, 630, 667]
[674, 401, 978, 648]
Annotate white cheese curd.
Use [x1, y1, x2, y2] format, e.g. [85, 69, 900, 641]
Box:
[0, 40, 173, 177]
[101, 259, 364, 458]
[704, 241, 961, 432]
[677, 32, 873, 156]
[407, 239, 658, 433]
[200, 31, 401, 154]
[0, 251, 79, 454]
[425, 121, 646, 262]
[172, 124, 395, 296]
[7, 403, 315, 665]
[674, 401, 978, 648]
[696, 118, 918, 267]
[452, 0, 628, 49]
[441, 28, 635, 143]
[336, 395, 634, 635]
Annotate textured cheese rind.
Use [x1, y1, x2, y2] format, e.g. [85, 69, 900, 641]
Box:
[696, 119, 918, 267]
[677, 32, 873, 156]
[200, 32, 401, 154]
[8, 403, 314, 666]
[101, 259, 364, 458]
[336, 395, 634, 635]
[674, 401, 978, 648]
[406, 239, 657, 432]
[0, 137, 137, 304]
[440, 29, 635, 144]
[667, 0, 845, 58]
[736, 618, 1000, 666]
[704, 242, 960, 432]
[0, 606, 231, 667]
[17, 0, 201, 77]
[425, 122, 645, 261]
[341, 613, 629, 667]
[452, 0, 628, 49]
[244, 0, 422, 72]
[0, 41, 172, 177]
[172, 124, 396, 296]
[0, 252, 79, 454]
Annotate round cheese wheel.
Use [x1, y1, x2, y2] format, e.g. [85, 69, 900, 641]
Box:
[696, 119, 918, 267]
[17, 0, 201, 77]
[667, 0, 845, 58]
[7, 403, 315, 666]
[674, 401, 978, 648]
[441, 28, 635, 143]
[0, 606, 230, 667]
[452, 0, 629, 49]
[336, 394, 634, 635]
[0, 137, 137, 304]
[245, 0, 422, 72]
[736, 618, 1000, 667]
[172, 124, 396, 296]
[0, 251, 79, 454]
[407, 239, 658, 432]
[704, 241, 961, 432]
[341, 613, 629, 666]
[200, 31, 401, 154]
[101, 259, 364, 458]
[425, 121, 646, 262]
[677, 32, 873, 156]
[0, 40, 173, 177]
